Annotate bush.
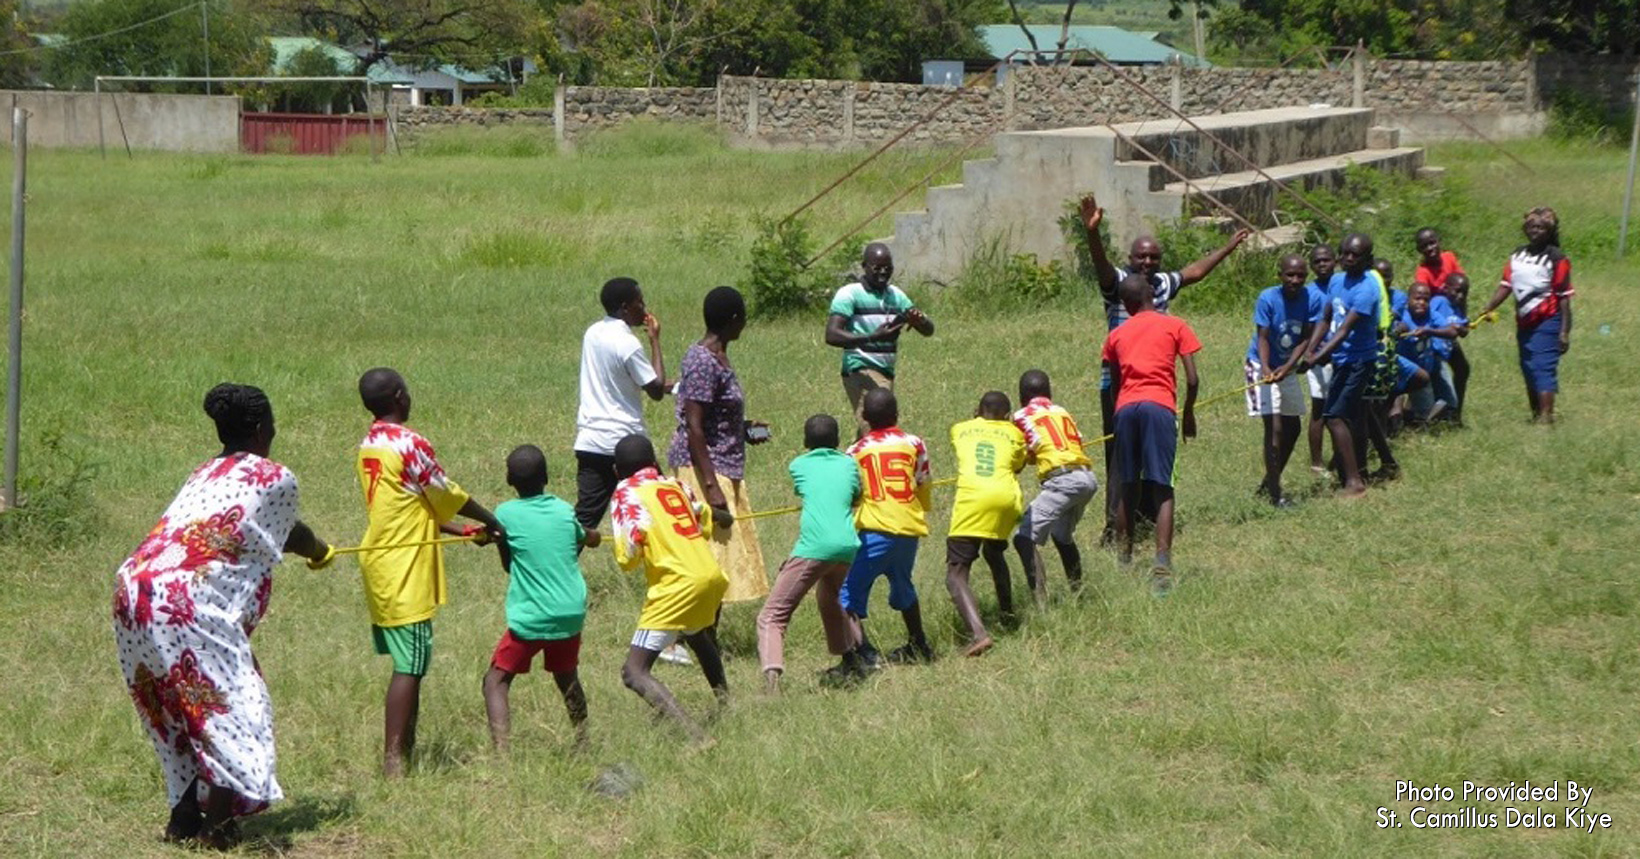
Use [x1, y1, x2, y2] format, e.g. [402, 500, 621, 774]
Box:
[950, 234, 1077, 309]
[577, 119, 724, 159]
[467, 76, 557, 109]
[741, 215, 859, 318]
[1547, 89, 1634, 145]
[1301, 164, 1470, 258]
[0, 430, 101, 549]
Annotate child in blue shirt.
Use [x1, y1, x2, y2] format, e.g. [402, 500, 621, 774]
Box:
[1311, 233, 1383, 497]
[1396, 282, 1464, 422]
[1245, 253, 1323, 507]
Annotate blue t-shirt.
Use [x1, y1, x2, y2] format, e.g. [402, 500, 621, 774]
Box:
[1327, 270, 1385, 365]
[1390, 288, 1409, 320]
[1246, 285, 1324, 366]
[1397, 298, 1466, 368]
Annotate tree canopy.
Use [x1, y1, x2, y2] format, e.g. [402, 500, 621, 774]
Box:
[44, 0, 270, 91]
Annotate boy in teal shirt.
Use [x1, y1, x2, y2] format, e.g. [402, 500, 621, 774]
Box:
[755, 415, 863, 693]
[482, 445, 601, 752]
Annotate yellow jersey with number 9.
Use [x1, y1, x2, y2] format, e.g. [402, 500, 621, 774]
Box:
[609, 467, 728, 631]
[949, 417, 1026, 540]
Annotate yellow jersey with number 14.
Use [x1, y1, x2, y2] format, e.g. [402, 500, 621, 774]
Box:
[949, 417, 1026, 540]
[846, 427, 931, 537]
[1013, 397, 1093, 480]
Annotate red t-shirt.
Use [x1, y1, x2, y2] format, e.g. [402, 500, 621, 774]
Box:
[1414, 251, 1465, 293]
[1100, 310, 1202, 413]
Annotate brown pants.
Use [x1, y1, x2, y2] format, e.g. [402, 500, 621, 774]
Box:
[755, 557, 855, 672]
[843, 368, 892, 439]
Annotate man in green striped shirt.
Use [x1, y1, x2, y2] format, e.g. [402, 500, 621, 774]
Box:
[825, 243, 935, 437]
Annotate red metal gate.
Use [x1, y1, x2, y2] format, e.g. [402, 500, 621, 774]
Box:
[240, 112, 385, 155]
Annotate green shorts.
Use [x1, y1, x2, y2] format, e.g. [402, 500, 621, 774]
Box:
[372, 620, 433, 676]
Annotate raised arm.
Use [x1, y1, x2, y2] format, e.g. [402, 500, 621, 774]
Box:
[1180, 229, 1252, 287]
[641, 313, 669, 400]
[1079, 195, 1119, 295]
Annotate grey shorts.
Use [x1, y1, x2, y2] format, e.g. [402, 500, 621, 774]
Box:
[1017, 468, 1099, 545]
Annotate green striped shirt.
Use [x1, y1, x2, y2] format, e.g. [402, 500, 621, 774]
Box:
[829, 282, 915, 377]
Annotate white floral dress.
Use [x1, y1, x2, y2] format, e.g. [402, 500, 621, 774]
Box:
[112, 452, 299, 814]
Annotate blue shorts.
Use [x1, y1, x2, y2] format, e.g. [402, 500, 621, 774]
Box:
[840, 531, 919, 618]
[1322, 359, 1374, 420]
[1112, 401, 1177, 488]
[1391, 355, 1423, 395]
[1518, 314, 1563, 394]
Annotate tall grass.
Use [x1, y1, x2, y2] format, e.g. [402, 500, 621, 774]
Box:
[0, 130, 1636, 856]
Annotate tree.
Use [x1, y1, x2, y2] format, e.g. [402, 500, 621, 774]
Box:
[0, 0, 37, 88]
[270, 0, 537, 72]
[44, 0, 271, 91]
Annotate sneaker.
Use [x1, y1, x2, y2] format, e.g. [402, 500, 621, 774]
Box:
[857, 644, 884, 670]
[1272, 496, 1297, 509]
[1148, 567, 1174, 598]
[657, 643, 693, 666]
[1366, 463, 1401, 484]
[886, 642, 934, 665]
[819, 656, 868, 688]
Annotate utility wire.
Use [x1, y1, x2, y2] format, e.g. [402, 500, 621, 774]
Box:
[0, 1, 205, 58]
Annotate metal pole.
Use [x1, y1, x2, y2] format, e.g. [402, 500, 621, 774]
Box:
[201, 1, 211, 95]
[4, 108, 26, 510]
[1619, 67, 1640, 258]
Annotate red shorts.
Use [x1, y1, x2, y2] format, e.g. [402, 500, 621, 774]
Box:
[491, 630, 581, 674]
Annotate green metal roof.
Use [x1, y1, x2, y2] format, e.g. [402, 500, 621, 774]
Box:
[267, 36, 413, 85]
[978, 25, 1208, 67]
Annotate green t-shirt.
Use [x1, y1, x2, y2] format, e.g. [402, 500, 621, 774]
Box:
[829, 281, 916, 377]
[788, 448, 862, 563]
[495, 495, 587, 640]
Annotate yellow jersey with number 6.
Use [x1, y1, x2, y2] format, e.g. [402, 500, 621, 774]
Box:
[949, 417, 1026, 540]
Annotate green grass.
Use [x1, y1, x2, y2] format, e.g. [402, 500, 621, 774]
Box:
[1, 130, 1637, 856]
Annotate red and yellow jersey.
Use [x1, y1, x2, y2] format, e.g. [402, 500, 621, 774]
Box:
[610, 467, 728, 630]
[356, 420, 471, 626]
[1012, 397, 1093, 480]
[949, 417, 1026, 540]
[846, 427, 932, 537]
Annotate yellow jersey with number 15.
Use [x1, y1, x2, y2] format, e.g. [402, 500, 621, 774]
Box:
[949, 417, 1026, 540]
[1013, 397, 1093, 480]
[846, 427, 931, 537]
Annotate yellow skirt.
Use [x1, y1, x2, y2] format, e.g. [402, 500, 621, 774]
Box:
[675, 469, 769, 603]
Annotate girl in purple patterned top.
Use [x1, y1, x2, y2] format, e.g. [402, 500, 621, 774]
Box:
[668, 286, 771, 602]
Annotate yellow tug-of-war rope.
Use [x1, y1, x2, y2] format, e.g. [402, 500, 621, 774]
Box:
[329, 377, 1275, 554]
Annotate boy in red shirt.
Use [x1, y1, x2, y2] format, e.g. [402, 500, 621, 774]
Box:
[1099, 274, 1200, 595]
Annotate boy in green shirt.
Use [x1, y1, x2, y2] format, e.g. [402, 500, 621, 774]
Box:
[482, 445, 601, 752]
[754, 415, 863, 693]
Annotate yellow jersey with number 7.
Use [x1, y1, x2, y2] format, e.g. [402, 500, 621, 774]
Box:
[610, 467, 728, 631]
[949, 417, 1027, 540]
[1013, 397, 1093, 480]
[846, 427, 932, 537]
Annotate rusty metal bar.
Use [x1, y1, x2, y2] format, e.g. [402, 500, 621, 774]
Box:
[780, 53, 1018, 227]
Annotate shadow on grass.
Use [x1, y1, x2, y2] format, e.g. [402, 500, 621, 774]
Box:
[241, 794, 358, 854]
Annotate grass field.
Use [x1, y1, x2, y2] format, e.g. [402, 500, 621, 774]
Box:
[0, 125, 1637, 857]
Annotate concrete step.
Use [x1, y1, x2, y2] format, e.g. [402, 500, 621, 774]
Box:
[1112, 106, 1377, 182]
[1251, 223, 1308, 248]
[1163, 147, 1425, 222]
[962, 157, 997, 188]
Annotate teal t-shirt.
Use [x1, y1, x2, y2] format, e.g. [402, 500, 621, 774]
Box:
[788, 448, 862, 563]
[829, 282, 916, 377]
[495, 495, 587, 640]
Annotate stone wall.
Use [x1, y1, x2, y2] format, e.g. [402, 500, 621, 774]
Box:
[388, 53, 1636, 151]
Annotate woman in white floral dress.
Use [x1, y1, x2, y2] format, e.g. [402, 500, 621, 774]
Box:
[112, 384, 333, 848]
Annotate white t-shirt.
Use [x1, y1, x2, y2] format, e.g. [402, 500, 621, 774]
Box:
[574, 316, 658, 455]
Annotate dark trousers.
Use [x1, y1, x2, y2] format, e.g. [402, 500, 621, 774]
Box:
[574, 451, 618, 530]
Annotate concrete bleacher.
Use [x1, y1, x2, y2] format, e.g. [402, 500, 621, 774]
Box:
[887, 106, 1430, 282]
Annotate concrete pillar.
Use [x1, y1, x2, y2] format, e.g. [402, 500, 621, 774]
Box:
[553, 78, 565, 144]
[1524, 49, 1538, 112]
[1003, 65, 1016, 129]
[452, 84, 463, 107]
[1169, 58, 1183, 112]
[1352, 41, 1366, 108]
[746, 76, 758, 138]
[714, 75, 723, 126]
[842, 84, 855, 146]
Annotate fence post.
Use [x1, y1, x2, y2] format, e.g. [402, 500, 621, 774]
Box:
[746, 76, 759, 138]
[1352, 41, 1366, 108]
[1004, 65, 1017, 130]
[1170, 57, 1182, 112]
[553, 76, 565, 146]
[1618, 65, 1639, 258]
[3, 108, 26, 511]
[842, 84, 855, 146]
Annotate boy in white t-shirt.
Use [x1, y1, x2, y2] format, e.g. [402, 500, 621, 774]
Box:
[573, 277, 670, 530]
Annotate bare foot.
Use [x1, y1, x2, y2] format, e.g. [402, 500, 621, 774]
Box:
[1337, 483, 1368, 499]
[963, 637, 994, 658]
[383, 755, 406, 780]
